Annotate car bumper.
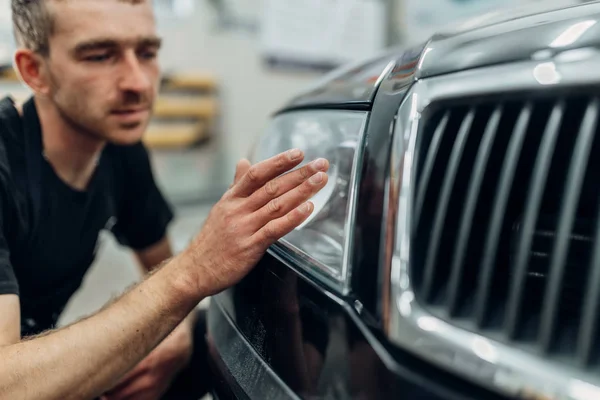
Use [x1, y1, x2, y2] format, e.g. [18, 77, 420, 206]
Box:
[207, 252, 511, 400]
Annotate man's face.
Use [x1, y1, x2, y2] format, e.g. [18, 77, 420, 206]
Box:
[42, 0, 161, 145]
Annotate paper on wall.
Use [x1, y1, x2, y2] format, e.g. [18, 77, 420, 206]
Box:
[259, 0, 387, 70]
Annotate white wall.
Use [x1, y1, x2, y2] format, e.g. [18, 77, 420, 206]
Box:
[0, 0, 14, 66]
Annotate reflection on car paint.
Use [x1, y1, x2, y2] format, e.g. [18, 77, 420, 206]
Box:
[209, 252, 510, 400]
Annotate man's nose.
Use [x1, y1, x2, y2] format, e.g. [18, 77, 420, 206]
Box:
[118, 51, 151, 93]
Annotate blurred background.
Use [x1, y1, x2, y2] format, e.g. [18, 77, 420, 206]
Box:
[0, 0, 585, 344]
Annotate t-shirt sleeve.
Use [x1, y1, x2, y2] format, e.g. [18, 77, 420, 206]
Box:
[0, 230, 18, 296]
[112, 142, 175, 251]
[0, 175, 18, 297]
[0, 105, 19, 296]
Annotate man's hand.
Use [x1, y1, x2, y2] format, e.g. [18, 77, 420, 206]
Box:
[100, 320, 193, 400]
[183, 149, 329, 296]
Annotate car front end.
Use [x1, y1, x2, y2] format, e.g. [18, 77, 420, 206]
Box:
[207, 2, 600, 399]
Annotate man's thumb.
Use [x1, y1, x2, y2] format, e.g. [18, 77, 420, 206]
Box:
[232, 158, 252, 187]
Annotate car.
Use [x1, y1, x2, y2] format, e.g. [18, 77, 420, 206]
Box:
[206, 1, 600, 399]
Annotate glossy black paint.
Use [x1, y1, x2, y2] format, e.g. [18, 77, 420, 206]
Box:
[347, 46, 421, 323]
[282, 50, 397, 110]
[208, 252, 511, 400]
[419, 1, 600, 79]
[278, 1, 600, 112]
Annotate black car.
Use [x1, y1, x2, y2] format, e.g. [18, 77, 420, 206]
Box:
[207, 2, 600, 399]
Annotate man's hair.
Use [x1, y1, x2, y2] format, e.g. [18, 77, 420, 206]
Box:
[11, 0, 146, 56]
[11, 0, 54, 55]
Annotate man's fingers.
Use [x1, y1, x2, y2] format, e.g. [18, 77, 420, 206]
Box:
[102, 366, 149, 399]
[103, 375, 153, 400]
[248, 158, 329, 210]
[255, 172, 328, 224]
[123, 392, 159, 400]
[232, 158, 251, 188]
[109, 363, 148, 391]
[255, 201, 315, 244]
[231, 149, 305, 197]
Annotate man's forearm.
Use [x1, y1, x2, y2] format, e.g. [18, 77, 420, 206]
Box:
[134, 237, 196, 339]
[135, 237, 196, 350]
[0, 254, 204, 400]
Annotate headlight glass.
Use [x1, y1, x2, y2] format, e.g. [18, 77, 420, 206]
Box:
[251, 109, 368, 289]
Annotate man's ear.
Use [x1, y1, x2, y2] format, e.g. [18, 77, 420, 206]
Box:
[13, 49, 51, 95]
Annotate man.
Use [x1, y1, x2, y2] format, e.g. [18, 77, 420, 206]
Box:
[0, 0, 329, 399]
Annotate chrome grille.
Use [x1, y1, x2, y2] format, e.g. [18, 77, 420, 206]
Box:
[411, 93, 600, 368]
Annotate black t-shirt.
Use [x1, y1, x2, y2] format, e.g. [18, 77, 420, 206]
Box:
[0, 96, 174, 337]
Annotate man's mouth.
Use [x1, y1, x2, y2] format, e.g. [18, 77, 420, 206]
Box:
[111, 108, 148, 115]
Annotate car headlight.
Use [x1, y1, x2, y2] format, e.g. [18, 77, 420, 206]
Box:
[251, 109, 369, 291]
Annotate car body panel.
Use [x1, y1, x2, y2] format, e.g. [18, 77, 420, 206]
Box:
[346, 67, 415, 322]
[209, 252, 511, 400]
[283, 51, 398, 110]
[419, 1, 600, 79]
[282, 1, 600, 111]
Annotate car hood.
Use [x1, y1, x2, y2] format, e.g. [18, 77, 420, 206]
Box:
[419, 0, 600, 78]
[285, 0, 600, 109]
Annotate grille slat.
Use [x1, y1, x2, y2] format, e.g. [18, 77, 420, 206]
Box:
[577, 205, 600, 366]
[504, 101, 565, 339]
[414, 111, 450, 228]
[474, 104, 532, 325]
[447, 106, 503, 316]
[422, 109, 476, 302]
[538, 99, 599, 352]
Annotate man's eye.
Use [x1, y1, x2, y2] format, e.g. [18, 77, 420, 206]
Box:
[139, 50, 158, 60]
[85, 53, 111, 62]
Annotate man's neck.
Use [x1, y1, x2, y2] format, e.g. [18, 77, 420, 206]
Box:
[33, 96, 105, 191]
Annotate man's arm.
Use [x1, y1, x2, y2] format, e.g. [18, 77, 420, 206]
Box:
[0, 294, 19, 347]
[0, 254, 201, 400]
[0, 150, 329, 400]
[98, 237, 196, 400]
[133, 237, 196, 332]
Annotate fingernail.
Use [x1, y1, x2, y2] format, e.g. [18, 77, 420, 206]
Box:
[288, 149, 302, 160]
[310, 172, 323, 184]
[301, 202, 312, 213]
[313, 158, 326, 170]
